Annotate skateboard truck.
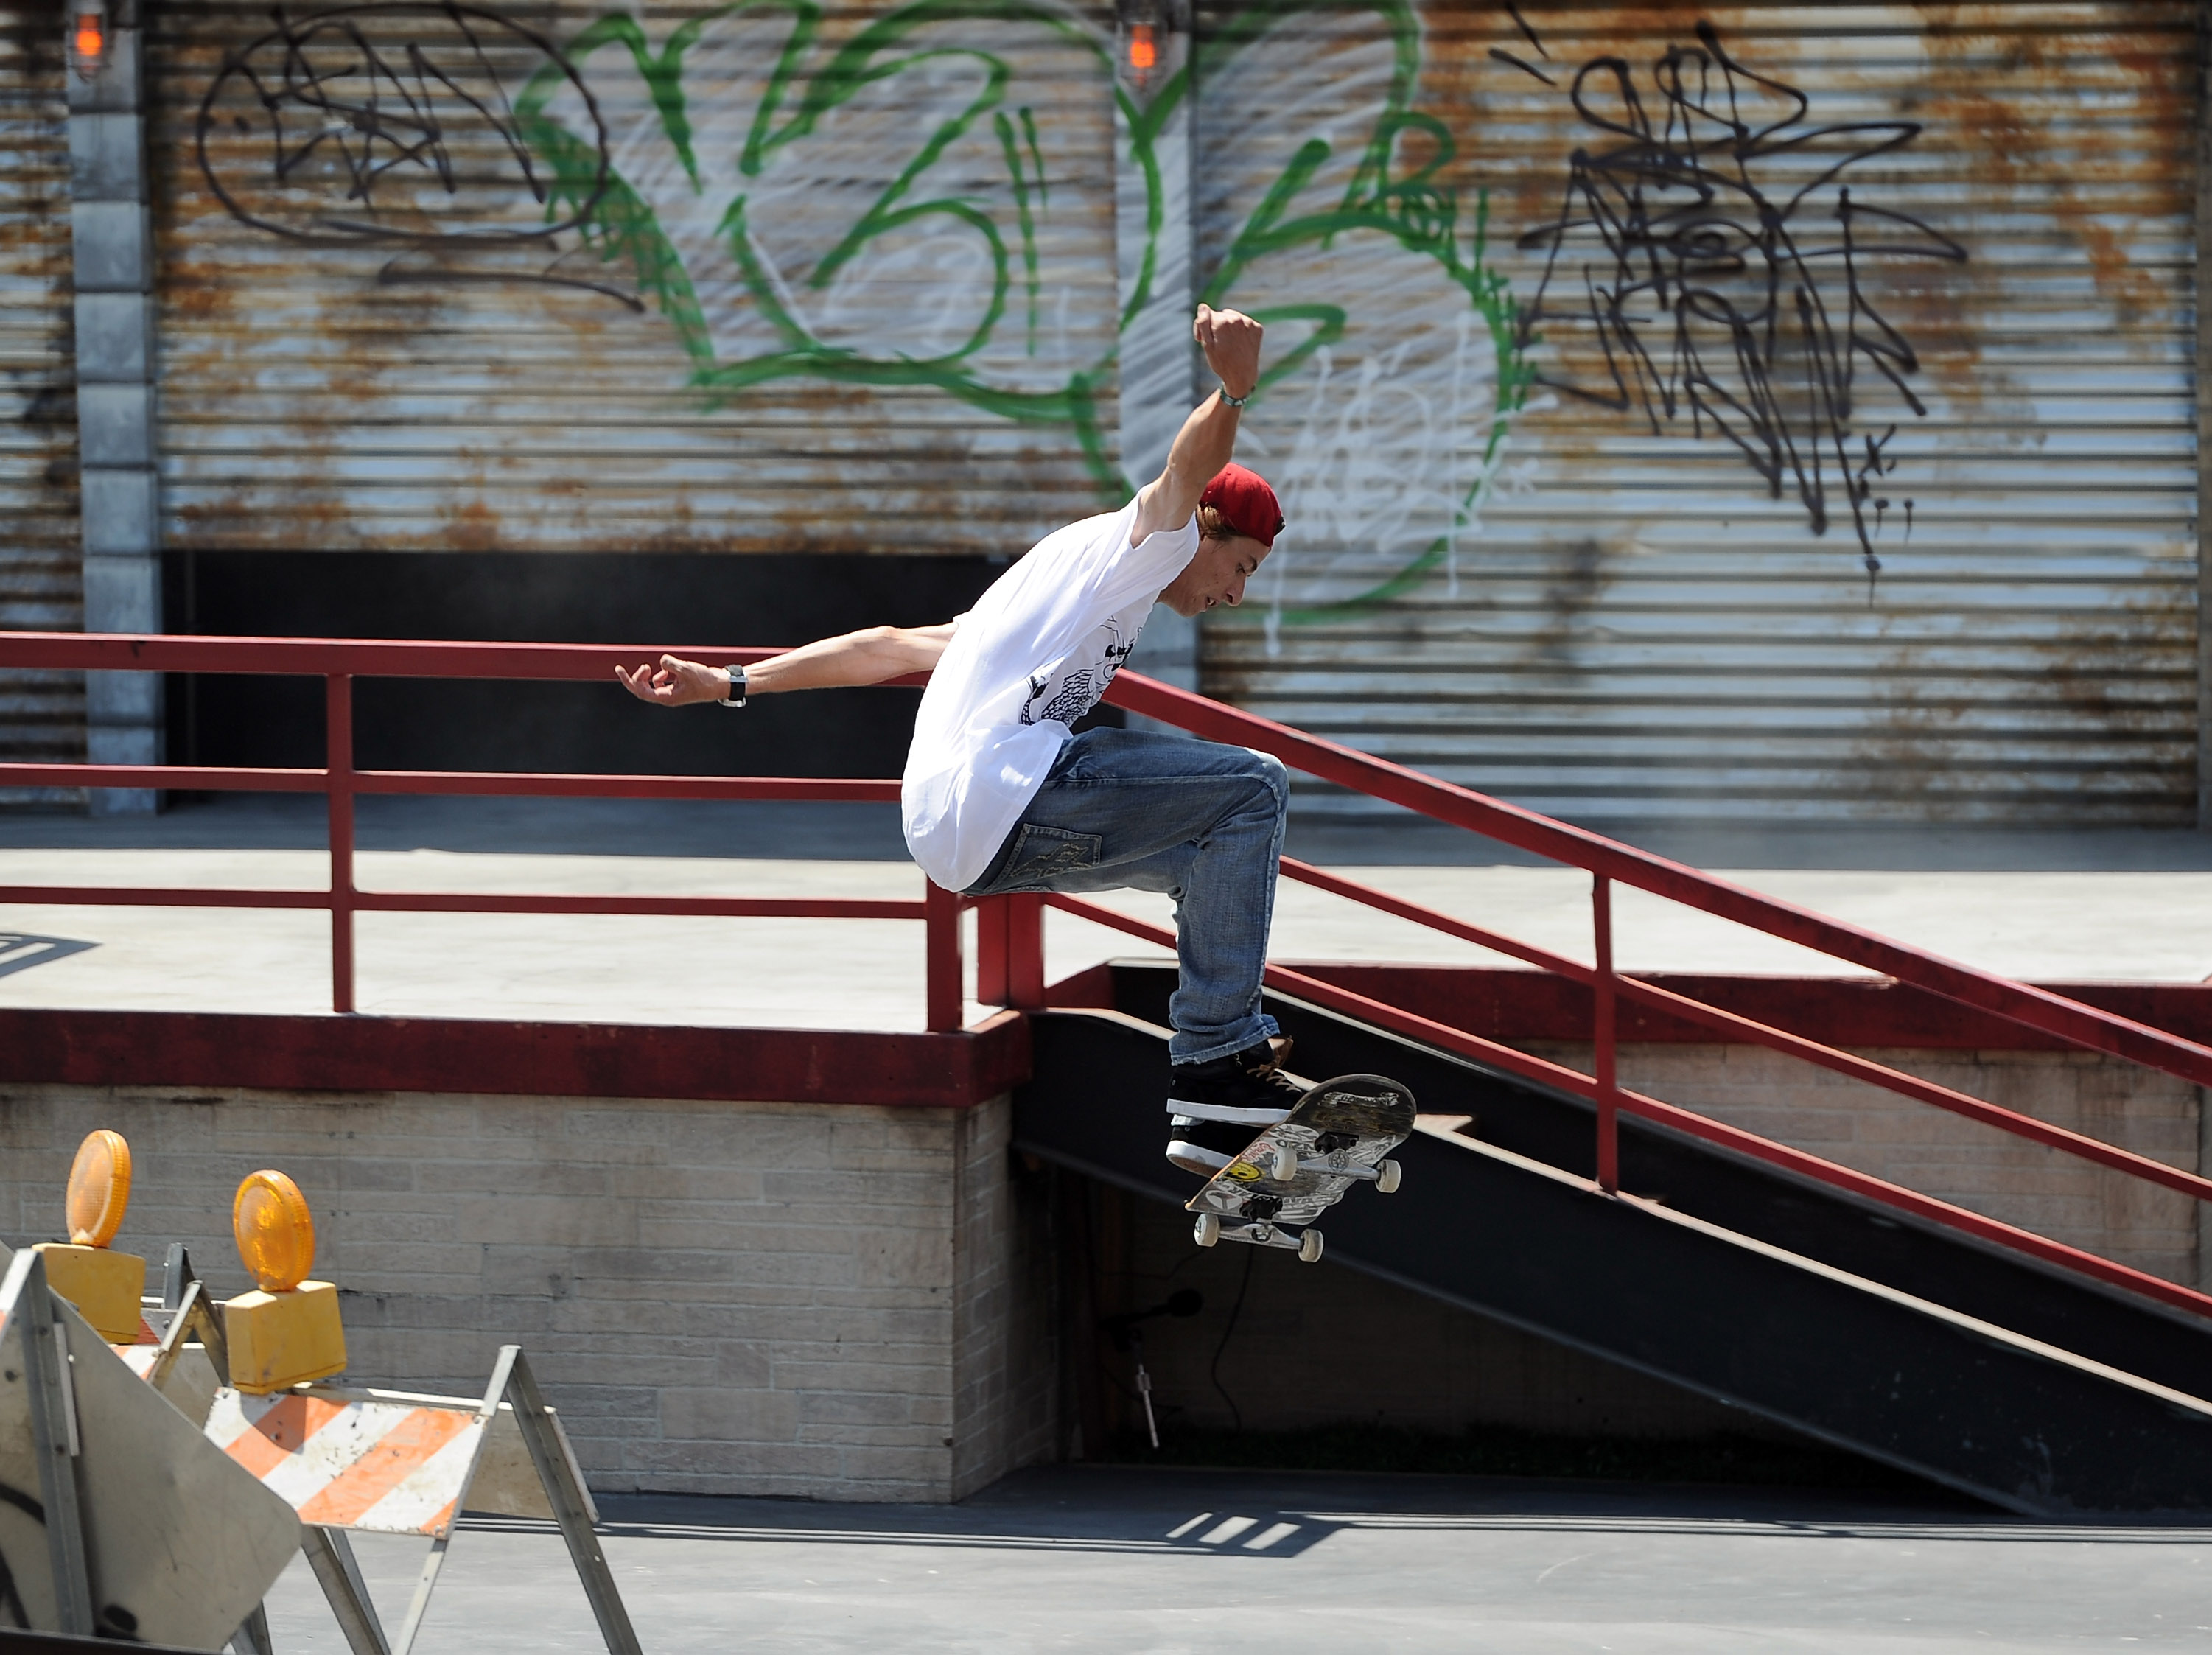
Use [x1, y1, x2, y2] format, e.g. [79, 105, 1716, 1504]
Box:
[1193, 1212, 1324, 1263]
[1292, 1155, 1402, 1191]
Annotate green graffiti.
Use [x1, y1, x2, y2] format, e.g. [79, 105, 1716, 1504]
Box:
[517, 0, 1529, 620]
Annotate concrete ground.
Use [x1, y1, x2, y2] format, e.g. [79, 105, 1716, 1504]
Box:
[3, 798, 2212, 1027]
[259, 1466, 2210, 1653]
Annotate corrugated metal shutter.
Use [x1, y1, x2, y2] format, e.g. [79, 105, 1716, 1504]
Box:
[0, 5, 80, 803]
[1197, 1, 2199, 826]
[150, 0, 1124, 559]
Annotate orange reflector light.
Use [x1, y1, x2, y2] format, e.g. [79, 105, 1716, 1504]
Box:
[70, 10, 105, 71]
[234, 1169, 317, 1293]
[66, 1128, 131, 1248]
[1129, 22, 1157, 70]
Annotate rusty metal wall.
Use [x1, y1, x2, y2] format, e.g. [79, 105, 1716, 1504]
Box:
[151, 0, 1124, 558]
[0, 5, 81, 800]
[1196, 2, 2201, 827]
[120, 1, 2210, 827]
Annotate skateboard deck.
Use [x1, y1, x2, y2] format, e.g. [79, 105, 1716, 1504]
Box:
[1186, 1073, 1415, 1262]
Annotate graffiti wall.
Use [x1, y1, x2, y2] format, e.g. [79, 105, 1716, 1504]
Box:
[1191, 3, 2197, 825]
[147, 1, 2200, 823]
[166, 0, 1125, 553]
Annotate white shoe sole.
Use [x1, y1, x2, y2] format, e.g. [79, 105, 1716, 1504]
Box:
[1166, 1138, 1234, 1178]
[1163, 1098, 1296, 1126]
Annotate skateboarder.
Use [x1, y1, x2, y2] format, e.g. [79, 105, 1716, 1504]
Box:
[617, 304, 1306, 1178]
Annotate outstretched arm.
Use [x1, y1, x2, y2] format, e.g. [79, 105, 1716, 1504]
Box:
[615, 622, 956, 708]
[1127, 304, 1264, 546]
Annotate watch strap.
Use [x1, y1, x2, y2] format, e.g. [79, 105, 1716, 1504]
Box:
[721, 665, 748, 707]
[1219, 385, 1251, 408]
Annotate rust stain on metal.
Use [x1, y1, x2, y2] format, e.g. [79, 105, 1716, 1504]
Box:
[1914, 2, 2193, 332]
[1848, 585, 2197, 823]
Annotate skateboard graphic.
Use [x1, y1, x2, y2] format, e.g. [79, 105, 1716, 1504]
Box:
[1186, 1073, 1416, 1262]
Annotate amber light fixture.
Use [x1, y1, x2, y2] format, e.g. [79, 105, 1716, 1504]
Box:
[66, 1126, 132, 1247]
[1116, 0, 1183, 95]
[68, 1, 108, 81]
[233, 1168, 316, 1293]
[225, 1168, 348, 1393]
[35, 1128, 147, 1341]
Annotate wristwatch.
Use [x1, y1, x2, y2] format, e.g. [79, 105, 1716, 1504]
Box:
[720, 665, 747, 707]
[1219, 384, 1251, 408]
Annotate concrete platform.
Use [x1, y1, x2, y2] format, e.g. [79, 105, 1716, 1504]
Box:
[265, 1466, 2211, 1653]
[5, 799, 2212, 1028]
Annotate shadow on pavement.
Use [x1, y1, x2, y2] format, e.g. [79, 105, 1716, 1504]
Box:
[441, 1464, 2208, 1564]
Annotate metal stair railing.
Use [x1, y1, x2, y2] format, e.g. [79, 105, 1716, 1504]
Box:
[994, 669, 2212, 1323]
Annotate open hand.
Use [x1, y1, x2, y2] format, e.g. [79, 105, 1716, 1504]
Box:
[1193, 304, 1263, 401]
[615, 654, 728, 707]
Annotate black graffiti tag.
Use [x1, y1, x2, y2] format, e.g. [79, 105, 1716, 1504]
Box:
[195, 1, 628, 301]
[1513, 19, 1964, 575]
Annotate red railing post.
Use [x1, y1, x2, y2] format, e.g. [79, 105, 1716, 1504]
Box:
[925, 879, 962, 1032]
[327, 674, 357, 1014]
[1592, 873, 1619, 1194]
[1007, 892, 1046, 1010]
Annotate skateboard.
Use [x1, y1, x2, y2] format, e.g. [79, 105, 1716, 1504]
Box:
[1186, 1073, 1415, 1262]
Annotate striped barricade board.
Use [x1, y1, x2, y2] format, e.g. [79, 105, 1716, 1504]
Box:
[206, 1387, 494, 1538]
[201, 1347, 639, 1655]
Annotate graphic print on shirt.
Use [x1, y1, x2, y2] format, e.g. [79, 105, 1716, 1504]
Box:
[1020, 615, 1141, 728]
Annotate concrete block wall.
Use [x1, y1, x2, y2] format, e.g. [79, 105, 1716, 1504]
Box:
[949, 1098, 1059, 1497]
[1525, 1042, 2204, 1287]
[0, 1082, 1054, 1502]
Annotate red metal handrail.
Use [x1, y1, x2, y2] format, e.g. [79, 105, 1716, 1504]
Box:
[1270, 858, 2212, 1205]
[1079, 669, 2212, 1320]
[1105, 672, 2212, 1091]
[1040, 891, 2212, 1321]
[0, 632, 958, 1025]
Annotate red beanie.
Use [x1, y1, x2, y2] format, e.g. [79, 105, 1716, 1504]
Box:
[1200, 463, 1284, 547]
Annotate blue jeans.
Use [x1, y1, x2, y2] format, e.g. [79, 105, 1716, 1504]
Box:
[962, 727, 1287, 1065]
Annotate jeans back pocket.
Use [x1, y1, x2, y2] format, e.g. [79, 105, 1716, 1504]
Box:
[993, 824, 1102, 891]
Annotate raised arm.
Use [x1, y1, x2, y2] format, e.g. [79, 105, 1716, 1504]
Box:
[615, 622, 956, 708]
[1127, 304, 1264, 546]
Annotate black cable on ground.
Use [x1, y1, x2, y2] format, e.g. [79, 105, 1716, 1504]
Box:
[1208, 1246, 1256, 1434]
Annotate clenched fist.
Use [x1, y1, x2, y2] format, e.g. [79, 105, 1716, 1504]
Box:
[1193, 304, 1263, 402]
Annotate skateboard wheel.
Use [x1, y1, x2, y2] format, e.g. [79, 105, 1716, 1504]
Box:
[1376, 1158, 1402, 1195]
[1269, 1144, 1298, 1183]
[1193, 1213, 1221, 1248]
[1297, 1229, 1324, 1264]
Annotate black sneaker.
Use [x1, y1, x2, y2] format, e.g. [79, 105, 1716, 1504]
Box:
[1164, 1038, 1307, 1177]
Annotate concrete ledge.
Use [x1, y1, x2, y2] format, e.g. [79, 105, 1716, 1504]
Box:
[0, 1008, 1031, 1107]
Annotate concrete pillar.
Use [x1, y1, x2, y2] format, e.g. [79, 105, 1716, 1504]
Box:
[1114, 7, 1201, 702]
[69, 0, 161, 813]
